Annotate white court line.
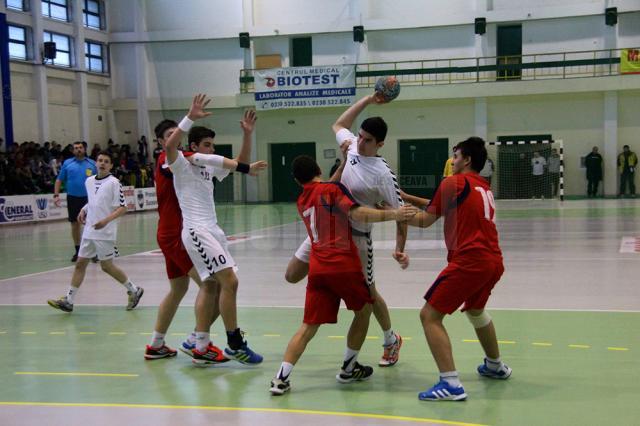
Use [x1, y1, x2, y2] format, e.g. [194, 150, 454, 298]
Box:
[1, 304, 637, 313]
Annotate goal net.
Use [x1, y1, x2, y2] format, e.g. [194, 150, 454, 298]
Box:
[484, 140, 564, 201]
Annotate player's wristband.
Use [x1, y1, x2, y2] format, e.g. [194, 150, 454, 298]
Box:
[236, 162, 250, 174]
[178, 116, 194, 133]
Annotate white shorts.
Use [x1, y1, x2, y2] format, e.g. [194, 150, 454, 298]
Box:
[182, 225, 237, 281]
[294, 233, 375, 286]
[78, 238, 117, 261]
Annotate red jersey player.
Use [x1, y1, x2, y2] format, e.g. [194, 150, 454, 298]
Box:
[408, 137, 511, 401]
[269, 154, 418, 395]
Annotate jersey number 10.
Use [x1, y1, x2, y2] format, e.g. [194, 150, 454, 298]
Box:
[474, 187, 496, 223]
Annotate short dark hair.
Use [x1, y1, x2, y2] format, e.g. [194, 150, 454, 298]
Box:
[73, 141, 87, 149]
[188, 126, 216, 147]
[96, 151, 113, 163]
[454, 137, 487, 173]
[360, 116, 388, 142]
[292, 155, 321, 184]
[154, 119, 178, 139]
[624, 145, 630, 149]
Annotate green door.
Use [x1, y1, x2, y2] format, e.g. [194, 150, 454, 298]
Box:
[291, 37, 312, 67]
[213, 144, 234, 203]
[398, 139, 449, 199]
[497, 25, 522, 80]
[271, 142, 316, 202]
[496, 134, 552, 199]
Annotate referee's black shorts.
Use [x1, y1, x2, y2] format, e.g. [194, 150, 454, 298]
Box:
[67, 195, 88, 223]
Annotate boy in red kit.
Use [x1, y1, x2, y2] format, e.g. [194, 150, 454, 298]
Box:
[409, 137, 511, 401]
[270, 153, 418, 395]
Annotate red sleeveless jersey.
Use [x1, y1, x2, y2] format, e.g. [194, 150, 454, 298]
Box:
[155, 151, 194, 240]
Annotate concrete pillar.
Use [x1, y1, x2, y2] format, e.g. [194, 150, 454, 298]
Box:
[242, 0, 258, 202]
[134, 0, 151, 143]
[474, 97, 488, 141]
[31, 0, 49, 142]
[603, 91, 618, 196]
[72, 0, 90, 144]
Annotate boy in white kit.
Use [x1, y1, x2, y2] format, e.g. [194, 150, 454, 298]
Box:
[47, 152, 144, 313]
[165, 94, 267, 364]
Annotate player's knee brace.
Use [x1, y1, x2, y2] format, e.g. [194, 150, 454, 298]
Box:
[465, 310, 492, 329]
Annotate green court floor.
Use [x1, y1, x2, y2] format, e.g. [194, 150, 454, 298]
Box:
[0, 306, 638, 425]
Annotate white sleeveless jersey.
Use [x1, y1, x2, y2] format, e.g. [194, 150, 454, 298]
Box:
[168, 151, 230, 229]
[336, 128, 404, 232]
[82, 174, 125, 241]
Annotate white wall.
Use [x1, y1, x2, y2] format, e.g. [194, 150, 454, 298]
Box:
[143, 0, 243, 33]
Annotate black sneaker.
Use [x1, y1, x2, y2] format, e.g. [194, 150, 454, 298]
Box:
[126, 287, 144, 310]
[71, 254, 78, 262]
[336, 362, 373, 384]
[270, 378, 291, 395]
[47, 296, 73, 313]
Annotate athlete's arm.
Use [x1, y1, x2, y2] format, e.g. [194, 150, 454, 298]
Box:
[332, 93, 386, 136]
[408, 211, 439, 229]
[165, 94, 212, 165]
[400, 190, 430, 209]
[236, 109, 256, 163]
[188, 153, 267, 175]
[329, 141, 351, 182]
[94, 206, 127, 230]
[350, 205, 418, 224]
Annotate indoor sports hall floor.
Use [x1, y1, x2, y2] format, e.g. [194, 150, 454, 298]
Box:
[1, 200, 639, 426]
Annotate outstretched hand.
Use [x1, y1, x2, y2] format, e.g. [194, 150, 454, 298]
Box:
[187, 94, 212, 121]
[249, 160, 268, 176]
[240, 109, 257, 133]
[394, 204, 420, 221]
[371, 91, 389, 105]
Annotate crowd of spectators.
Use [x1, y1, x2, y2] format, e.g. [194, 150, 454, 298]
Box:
[0, 137, 155, 196]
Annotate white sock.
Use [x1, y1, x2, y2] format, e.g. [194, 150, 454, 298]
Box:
[383, 329, 397, 346]
[195, 331, 210, 352]
[150, 331, 165, 349]
[187, 331, 197, 345]
[66, 286, 79, 304]
[122, 279, 137, 293]
[440, 371, 462, 388]
[342, 347, 359, 373]
[485, 356, 503, 371]
[276, 362, 294, 381]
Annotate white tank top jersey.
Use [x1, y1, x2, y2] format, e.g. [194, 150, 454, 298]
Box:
[168, 151, 230, 229]
[82, 174, 126, 241]
[336, 128, 404, 233]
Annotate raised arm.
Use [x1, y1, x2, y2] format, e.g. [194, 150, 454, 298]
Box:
[236, 109, 256, 163]
[188, 153, 267, 176]
[350, 204, 418, 224]
[165, 94, 212, 165]
[332, 93, 386, 136]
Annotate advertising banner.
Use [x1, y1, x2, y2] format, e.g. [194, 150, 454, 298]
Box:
[134, 188, 158, 211]
[0, 195, 36, 223]
[34, 193, 68, 221]
[621, 49, 640, 75]
[254, 65, 356, 111]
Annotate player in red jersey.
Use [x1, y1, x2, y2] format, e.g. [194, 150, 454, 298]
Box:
[269, 152, 418, 395]
[407, 137, 512, 401]
[144, 110, 257, 361]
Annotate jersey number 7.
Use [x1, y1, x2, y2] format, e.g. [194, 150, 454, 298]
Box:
[302, 207, 319, 243]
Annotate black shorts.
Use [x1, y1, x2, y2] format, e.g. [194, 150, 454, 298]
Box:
[67, 195, 88, 223]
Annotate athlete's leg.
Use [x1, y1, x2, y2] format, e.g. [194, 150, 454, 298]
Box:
[466, 309, 500, 359]
[153, 275, 190, 335]
[419, 302, 455, 373]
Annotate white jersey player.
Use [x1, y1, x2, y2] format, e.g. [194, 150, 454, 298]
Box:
[286, 92, 408, 367]
[47, 152, 143, 313]
[164, 94, 267, 365]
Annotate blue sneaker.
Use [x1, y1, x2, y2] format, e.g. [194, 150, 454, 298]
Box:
[477, 359, 512, 379]
[179, 340, 195, 358]
[418, 380, 467, 401]
[224, 342, 263, 364]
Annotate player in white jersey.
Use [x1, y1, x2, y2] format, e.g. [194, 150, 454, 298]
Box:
[165, 94, 267, 364]
[47, 152, 143, 313]
[285, 92, 408, 367]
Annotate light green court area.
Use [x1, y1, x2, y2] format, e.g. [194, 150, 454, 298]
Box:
[0, 306, 638, 426]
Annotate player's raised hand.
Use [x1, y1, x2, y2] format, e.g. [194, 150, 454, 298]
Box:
[392, 251, 410, 269]
[370, 91, 388, 105]
[187, 94, 212, 121]
[249, 160, 268, 176]
[394, 204, 420, 221]
[240, 109, 257, 134]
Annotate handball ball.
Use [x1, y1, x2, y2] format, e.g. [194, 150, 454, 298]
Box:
[374, 76, 401, 102]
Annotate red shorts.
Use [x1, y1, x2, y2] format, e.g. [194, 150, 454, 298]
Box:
[303, 272, 373, 325]
[157, 234, 193, 280]
[425, 256, 504, 315]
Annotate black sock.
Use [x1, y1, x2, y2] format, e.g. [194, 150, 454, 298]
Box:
[75, 245, 80, 255]
[226, 328, 243, 350]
